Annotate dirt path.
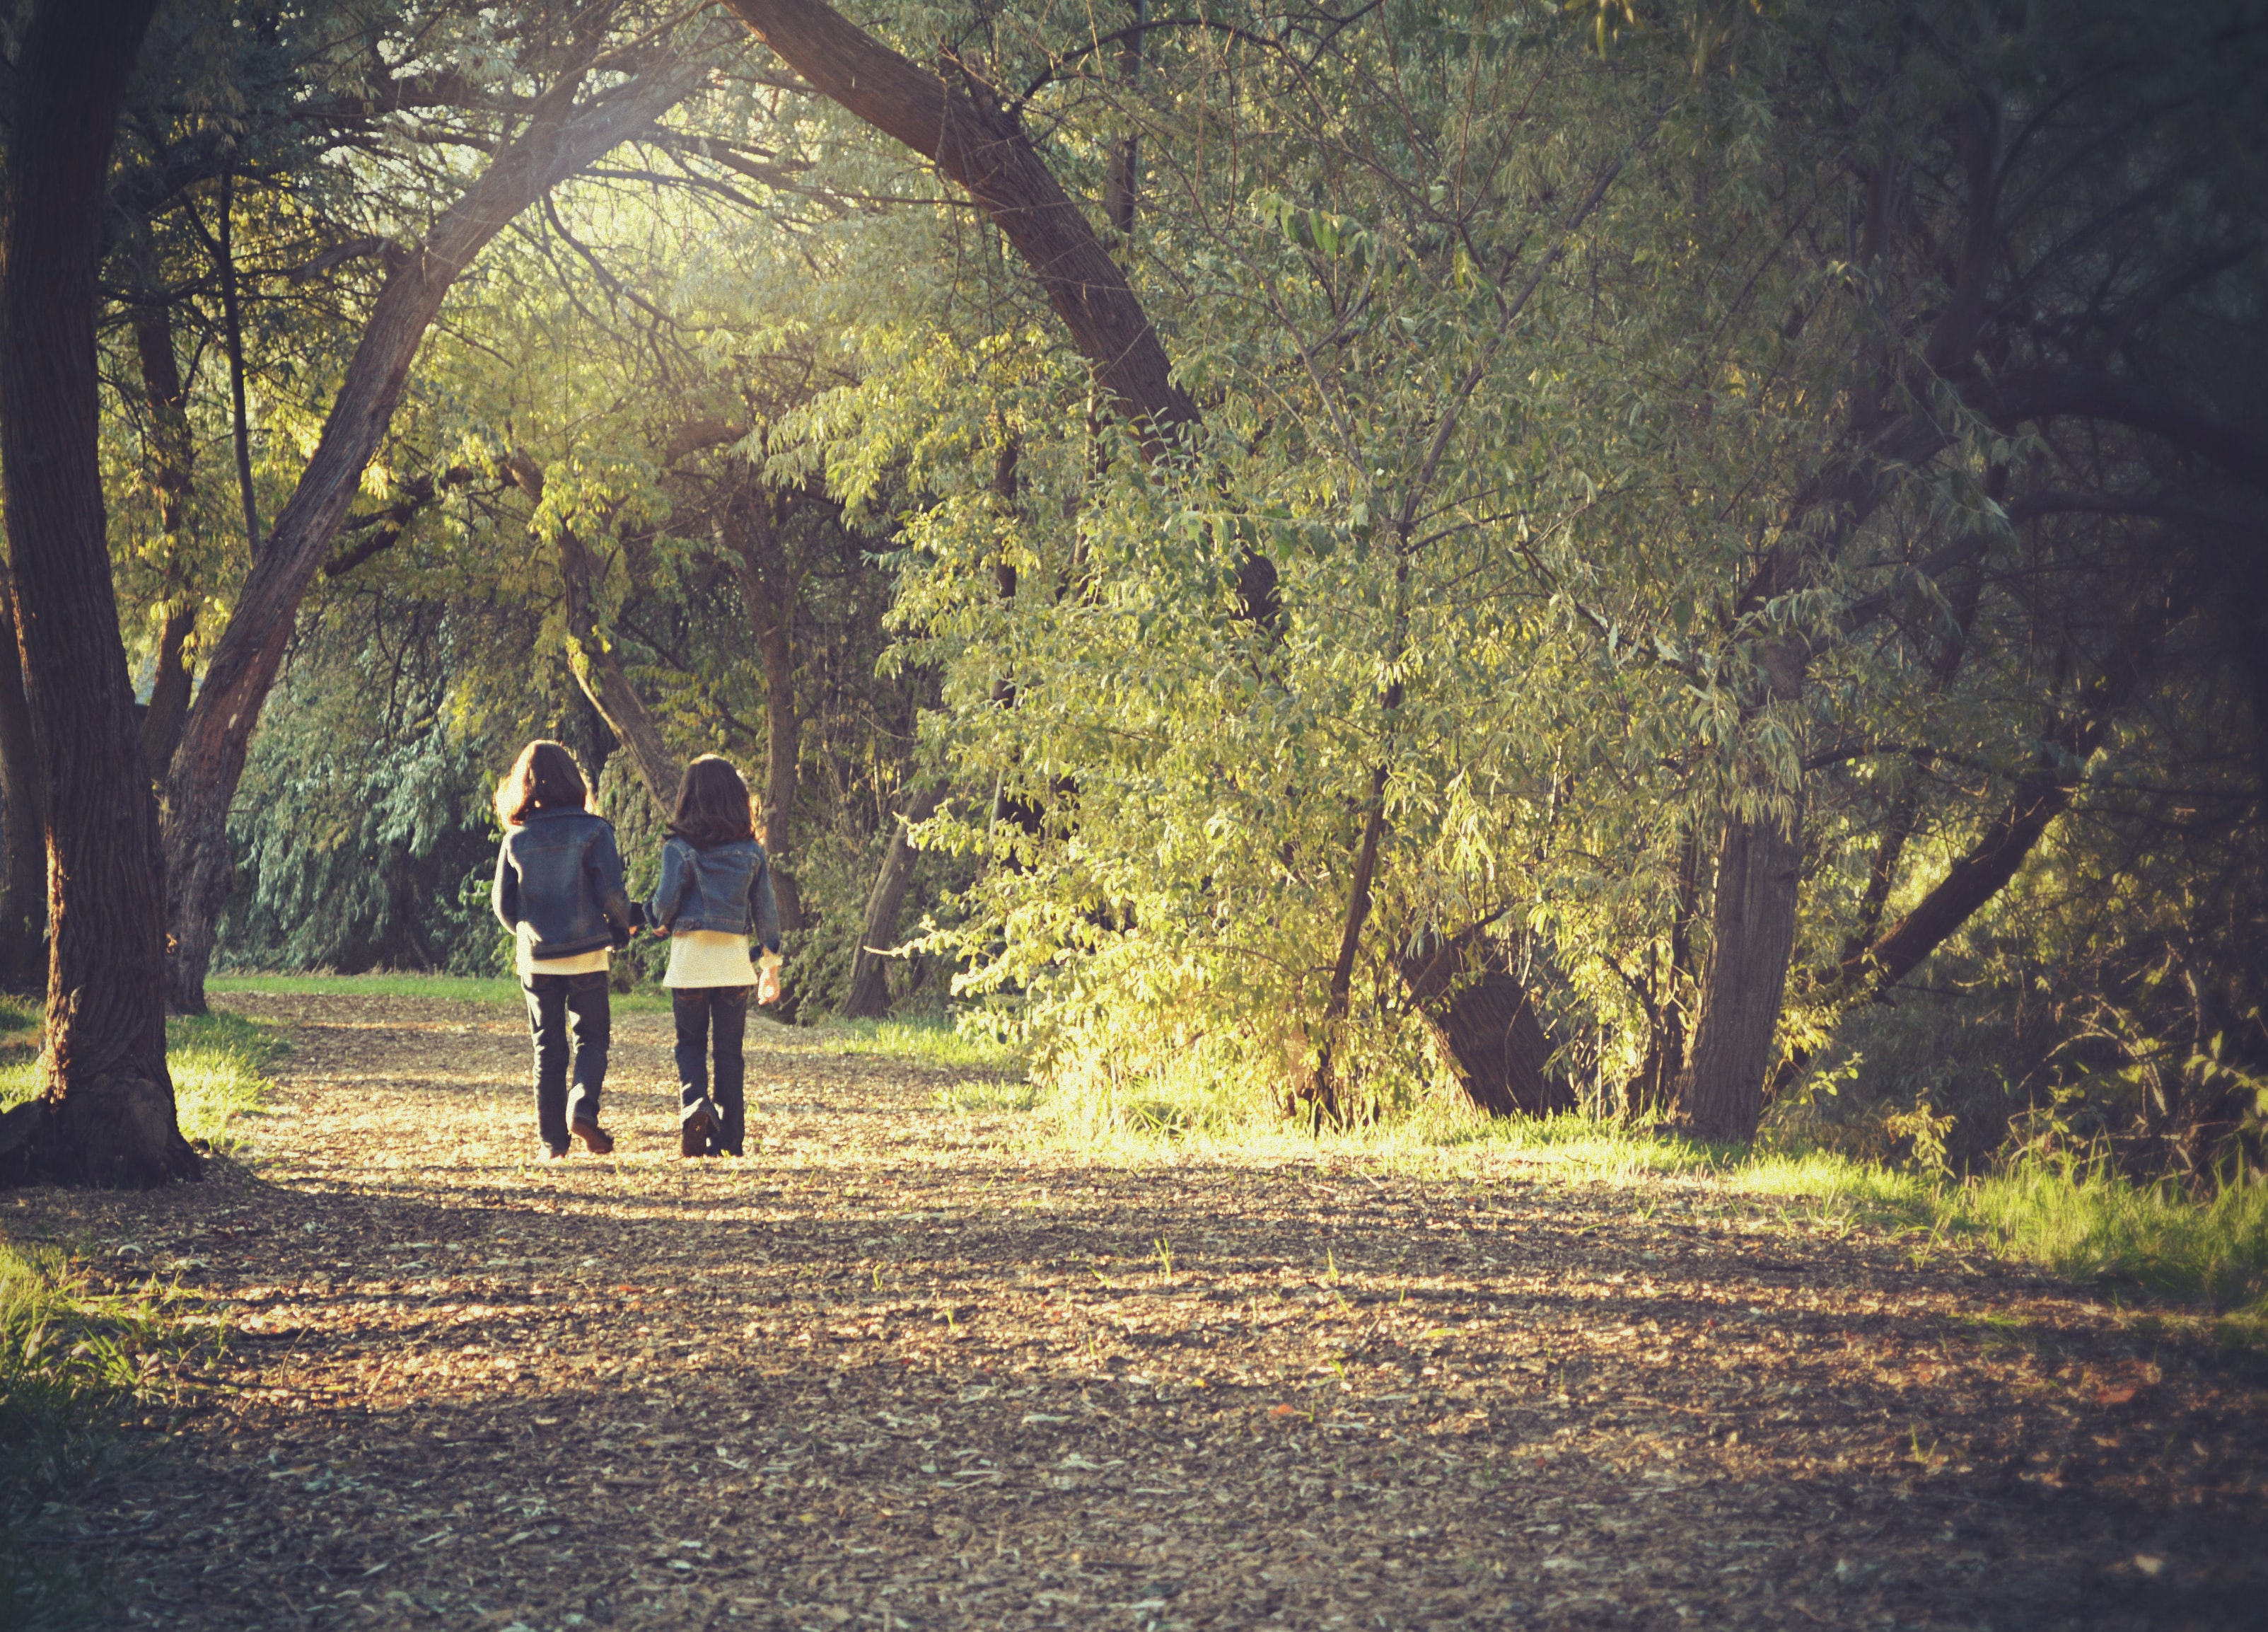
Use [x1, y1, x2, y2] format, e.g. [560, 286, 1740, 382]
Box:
[10, 992, 2265, 1630]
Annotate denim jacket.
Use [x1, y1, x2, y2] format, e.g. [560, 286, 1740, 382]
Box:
[492, 809, 634, 961]
[645, 835, 781, 954]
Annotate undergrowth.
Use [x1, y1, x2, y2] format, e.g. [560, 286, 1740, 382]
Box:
[0, 1244, 214, 1628]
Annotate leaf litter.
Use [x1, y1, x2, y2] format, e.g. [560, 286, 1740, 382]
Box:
[6, 990, 2264, 1628]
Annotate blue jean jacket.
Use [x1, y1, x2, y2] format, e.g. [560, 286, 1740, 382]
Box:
[645, 835, 782, 954]
[492, 809, 634, 960]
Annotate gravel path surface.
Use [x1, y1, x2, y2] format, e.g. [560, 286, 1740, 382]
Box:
[11, 991, 2264, 1630]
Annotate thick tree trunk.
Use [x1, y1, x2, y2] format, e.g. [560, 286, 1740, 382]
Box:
[1674, 796, 1807, 1144]
[161, 57, 702, 1012]
[720, 492, 803, 932]
[0, 0, 199, 1188]
[0, 588, 49, 994]
[842, 787, 944, 1020]
[1400, 927, 1573, 1117]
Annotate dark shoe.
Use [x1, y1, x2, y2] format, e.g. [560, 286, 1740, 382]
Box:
[543, 1142, 570, 1161]
[572, 1118, 615, 1155]
[681, 1104, 714, 1158]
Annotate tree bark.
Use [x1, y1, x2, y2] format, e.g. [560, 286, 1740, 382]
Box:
[161, 54, 704, 1012]
[719, 490, 804, 932]
[213, 168, 261, 555]
[1674, 792, 1807, 1145]
[1400, 927, 1573, 1117]
[0, 0, 199, 1188]
[140, 606, 197, 777]
[129, 287, 199, 778]
[1103, 0, 1147, 236]
[842, 787, 944, 1019]
[0, 586, 49, 995]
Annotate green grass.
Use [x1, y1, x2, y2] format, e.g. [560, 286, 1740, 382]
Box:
[997, 1064, 2268, 1329]
[0, 1011, 285, 1156]
[0, 1242, 212, 1628]
[0, 995, 37, 1041]
[826, 1015, 1027, 1077]
[207, 970, 674, 1012]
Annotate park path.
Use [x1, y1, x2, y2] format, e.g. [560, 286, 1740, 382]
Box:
[10, 990, 2265, 1631]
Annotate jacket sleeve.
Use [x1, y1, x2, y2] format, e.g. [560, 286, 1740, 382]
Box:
[492, 835, 519, 930]
[750, 846, 782, 955]
[646, 839, 692, 931]
[587, 820, 634, 934]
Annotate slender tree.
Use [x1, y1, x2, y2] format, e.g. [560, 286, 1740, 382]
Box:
[163, 40, 711, 1011]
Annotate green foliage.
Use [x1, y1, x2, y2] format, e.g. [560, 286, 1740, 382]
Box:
[87, 0, 2267, 1184]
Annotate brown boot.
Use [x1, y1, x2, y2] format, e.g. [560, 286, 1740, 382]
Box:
[571, 1118, 615, 1155]
[681, 1104, 715, 1158]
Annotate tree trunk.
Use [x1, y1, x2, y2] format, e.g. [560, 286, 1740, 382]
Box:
[140, 605, 197, 777]
[0, 586, 49, 995]
[722, 0, 1191, 441]
[0, 0, 199, 1188]
[719, 0, 1283, 627]
[161, 57, 702, 1012]
[1621, 821, 1701, 1121]
[1400, 927, 1573, 1117]
[719, 490, 803, 932]
[1103, 0, 1147, 236]
[842, 787, 944, 1020]
[1674, 796, 1807, 1145]
[213, 168, 261, 555]
[1289, 761, 1390, 1123]
[129, 276, 200, 779]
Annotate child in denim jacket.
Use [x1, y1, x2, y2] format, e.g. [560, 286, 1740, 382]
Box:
[645, 756, 782, 1157]
[492, 741, 636, 1158]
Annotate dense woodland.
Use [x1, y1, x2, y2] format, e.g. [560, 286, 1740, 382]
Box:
[0, 0, 2261, 1188]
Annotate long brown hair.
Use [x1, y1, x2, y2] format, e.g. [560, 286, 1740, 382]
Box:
[668, 755, 757, 847]
[494, 740, 591, 827]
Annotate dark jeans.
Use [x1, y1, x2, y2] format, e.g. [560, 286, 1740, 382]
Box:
[523, 969, 611, 1151]
[673, 985, 751, 1155]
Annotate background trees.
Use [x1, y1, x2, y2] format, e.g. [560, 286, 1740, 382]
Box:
[2, 0, 2260, 1186]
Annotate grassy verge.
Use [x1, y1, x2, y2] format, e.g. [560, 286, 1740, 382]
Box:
[826, 1015, 1025, 1077]
[207, 969, 673, 1013]
[0, 1012, 285, 1157]
[890, 1044, 2268, 1331]
[0, 1244, 212, 1628]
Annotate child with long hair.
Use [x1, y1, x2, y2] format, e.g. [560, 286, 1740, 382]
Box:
[645, 755, 783, 1157]
[492, 741, 637, 1158]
